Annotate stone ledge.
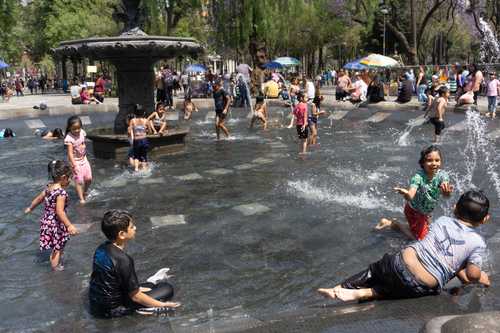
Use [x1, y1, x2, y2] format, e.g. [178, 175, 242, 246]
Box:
[421, 311, 500, 333]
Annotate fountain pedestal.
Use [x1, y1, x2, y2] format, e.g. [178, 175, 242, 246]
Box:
[87, 127, 189, 159]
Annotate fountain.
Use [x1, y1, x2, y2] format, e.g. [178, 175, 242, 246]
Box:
[54, 0, 203, 159]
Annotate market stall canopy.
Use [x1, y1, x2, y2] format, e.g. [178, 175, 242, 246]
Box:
[0, 60, 9, 69]
[274, 57, 301, 66]
[359, 54, 400, 68]
[184, 64, 207, 73]
[343, 59, 368, 70]
[264, 61, 283, 69]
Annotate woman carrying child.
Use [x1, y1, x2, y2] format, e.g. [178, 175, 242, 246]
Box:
[376, 145, 453, 240]
[25, 160, 78, 270]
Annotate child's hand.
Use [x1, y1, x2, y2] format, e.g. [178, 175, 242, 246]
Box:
[163, 301, 181, 308]
[394, 187, 409, 196]
[440, 182, 453, 196]
[67, 224, 78, 235]
[24, 207, 32, 214]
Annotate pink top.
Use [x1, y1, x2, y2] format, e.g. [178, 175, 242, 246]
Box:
[64, 129, 87, 160]
[293, 103, 307, 126]
[487, 79, 500, 97]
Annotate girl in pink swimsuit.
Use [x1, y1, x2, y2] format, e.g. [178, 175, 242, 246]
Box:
[64, 116, 93, 204]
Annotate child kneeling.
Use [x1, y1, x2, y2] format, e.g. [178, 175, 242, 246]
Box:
[319, 190, 490, 302]
[89, 210, 180, 317]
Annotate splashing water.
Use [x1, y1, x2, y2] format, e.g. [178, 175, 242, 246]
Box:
[453, 110, 500, 197]
[287, 180, 400, 212]
[478, 17, 500, 63]
[396, 115, 427, 146]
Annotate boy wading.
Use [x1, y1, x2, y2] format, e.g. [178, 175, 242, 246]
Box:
[213, 81, 230, 140]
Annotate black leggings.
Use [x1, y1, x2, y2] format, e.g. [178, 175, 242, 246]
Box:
[103, 281, 174, 317]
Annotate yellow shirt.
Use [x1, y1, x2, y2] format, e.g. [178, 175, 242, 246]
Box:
[263, 80, 279, 98]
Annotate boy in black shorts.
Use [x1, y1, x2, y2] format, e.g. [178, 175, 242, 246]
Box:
[89, 210, 180, 317]
[213, 80, 230, 140]
[425, 86, 449, 143]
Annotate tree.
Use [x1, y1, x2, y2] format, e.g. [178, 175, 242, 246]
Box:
[0, 0, 23, 63]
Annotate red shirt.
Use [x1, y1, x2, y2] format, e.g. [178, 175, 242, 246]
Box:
[293, 103, 307, 126]
[94, 78, 105, 93]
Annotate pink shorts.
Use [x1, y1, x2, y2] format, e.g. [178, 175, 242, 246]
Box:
[73, 158, 92, 184]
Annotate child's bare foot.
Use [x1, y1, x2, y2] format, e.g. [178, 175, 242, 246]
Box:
[332, 286, 365, 302]
[375, 218, 393, 230]
[317, 288, 337, 299]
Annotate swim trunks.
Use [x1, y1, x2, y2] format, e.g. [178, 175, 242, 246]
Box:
[215, 109, 226, 120]
[429, 117, 445, 135]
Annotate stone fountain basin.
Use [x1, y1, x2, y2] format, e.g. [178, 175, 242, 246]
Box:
[87, 127, 188, 159]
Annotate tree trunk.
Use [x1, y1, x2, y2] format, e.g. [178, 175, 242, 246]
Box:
[386, 21, 418, 64]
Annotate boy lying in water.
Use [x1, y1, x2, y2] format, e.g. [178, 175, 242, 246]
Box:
[319, 190, 490, 302]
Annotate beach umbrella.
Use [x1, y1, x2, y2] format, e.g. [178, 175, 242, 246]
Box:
[184, 64, 206, 73]
[264, 61, 283, 70]
[0, 60, 9, 69]
[274, 57, 301, 66]
[343, 59, 368, 70]
[359, 53, 399, 68]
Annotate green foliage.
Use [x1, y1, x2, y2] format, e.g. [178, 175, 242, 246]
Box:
[0, 0, 23, 63]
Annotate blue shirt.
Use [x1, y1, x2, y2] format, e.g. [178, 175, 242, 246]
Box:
[410, 216, 486, 288]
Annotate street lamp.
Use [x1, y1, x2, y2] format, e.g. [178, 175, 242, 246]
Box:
[380, 7, 389, 56]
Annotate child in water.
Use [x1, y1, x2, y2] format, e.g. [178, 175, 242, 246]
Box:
[183, 97, 199, 120]
[147, 103, 168, 135]
[249, 95, 268, 130]
[291, 92, 309, 154]
[308, 95, 325, 145]
[89, 210, 180, 317]
[425, 86, 450, 143]
[376, 145, 453, 240]
[128, 104, 150, 172]
[319, 190, 490, 302]
[126, 114, 136, 168]
[25, 160, 78, 270]
[64, 116, 92, 204]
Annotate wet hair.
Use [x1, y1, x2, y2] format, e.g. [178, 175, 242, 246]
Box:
[418, 145, 442, 169]
[3, 128, 14, 137]
[52, 128, 64, 139]
[134, 104, 146, 117]
[297, 91, 305, 102]
[126, 113, 136, 123]
[437, 86, 449, 96]
[101, 210, 134, 241]
[455, 190, 489, 224]
[184, 96, 191, 102]
[47, 160, 71, 182]
[155, 102, 164, 112]
[65, 116, 82, 137]
[256, 95, 265, 104]
[313, 96, 321, 107]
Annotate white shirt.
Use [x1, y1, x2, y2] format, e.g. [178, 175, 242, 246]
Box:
[306, 81, 315, 99]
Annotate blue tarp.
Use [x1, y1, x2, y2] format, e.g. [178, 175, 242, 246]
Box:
[264, 61, 283, 69]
